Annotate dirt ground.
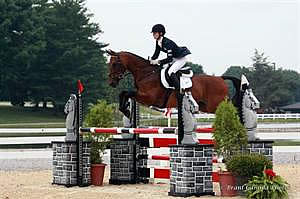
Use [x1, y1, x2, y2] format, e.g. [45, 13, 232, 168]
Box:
[0, 164, 299, 199]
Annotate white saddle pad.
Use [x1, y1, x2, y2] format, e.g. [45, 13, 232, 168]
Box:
[160, 67, 193, 89]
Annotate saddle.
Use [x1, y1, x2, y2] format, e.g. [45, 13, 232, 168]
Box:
[160, 66, 193, 90]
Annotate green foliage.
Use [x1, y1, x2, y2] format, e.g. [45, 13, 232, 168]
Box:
[84, 100, 114, 127]
[84, 100, 114, 164]
[185, 62, 204, 74]
[0, 105, 64, 124]
[212, 98, 248, 159]
[223, 49, 300, 111]
[0, 0, 109, 109]
[223, 66, 251, 97]
[105, 74, 135, 104]
[246, 168, 289, 199]
[0, 0, 47, 105]
[225, 153, 273, 178]
[38, 0, 108, 108]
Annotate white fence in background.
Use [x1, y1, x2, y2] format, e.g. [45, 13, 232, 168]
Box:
[258, 114, 300, 120]
[141, 113, 300, 120]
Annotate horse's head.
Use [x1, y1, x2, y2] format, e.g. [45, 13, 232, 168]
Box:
[106, 50, 127, 87]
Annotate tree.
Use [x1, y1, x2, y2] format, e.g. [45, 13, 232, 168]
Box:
[0, 0, 47, 105]
[223, 66, 251, 98]
[249, 49, 298, 109]
[212, 98, 247, 159]
[223, 49, 300, 111]
[223, 66, 251, 79]
[0, 0, 109, 109]
[34, 0, 108, 109]
[185, 62, 204, 74]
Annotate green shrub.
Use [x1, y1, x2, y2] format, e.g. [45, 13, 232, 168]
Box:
[226, 153, 273, 178]
[212, 98, 248, 159]
[84, 100, 114, 164]
[246, 167, 289, 199]
[84, 100, 114, 127]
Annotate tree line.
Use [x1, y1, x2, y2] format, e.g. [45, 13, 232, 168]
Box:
[1, 0, 109, 109]
[224, 49, 300, 111]
[1, 0, 299, 112]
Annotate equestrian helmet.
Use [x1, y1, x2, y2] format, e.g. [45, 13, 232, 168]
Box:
[151, 24, 166, 35]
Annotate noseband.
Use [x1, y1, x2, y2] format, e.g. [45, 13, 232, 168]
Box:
[109, 55, 129, 81]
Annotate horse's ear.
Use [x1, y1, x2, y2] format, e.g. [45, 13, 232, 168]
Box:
[106, 49, 118, 56]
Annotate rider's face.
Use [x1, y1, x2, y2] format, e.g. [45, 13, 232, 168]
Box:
[152, 32, 161, 40]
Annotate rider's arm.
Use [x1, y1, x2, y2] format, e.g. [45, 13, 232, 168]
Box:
[159, 39, 176, 65]
[151, 41, 160, 60]
[159, 49, 173, 65]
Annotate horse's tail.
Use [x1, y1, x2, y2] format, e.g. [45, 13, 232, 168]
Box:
[221, 76, 242, 110]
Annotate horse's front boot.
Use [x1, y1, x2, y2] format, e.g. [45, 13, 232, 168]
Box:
[124, 109, 131, 119]
[119, 107, 131, 119]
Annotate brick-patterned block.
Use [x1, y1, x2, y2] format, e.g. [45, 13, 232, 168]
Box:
[109, 138, 138, 184]
[243, 140, 274, 162]
[168, 144, 215, 197]
[52, 141, 91, 187]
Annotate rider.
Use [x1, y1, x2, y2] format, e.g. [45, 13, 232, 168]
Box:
[150, 24, 191, 92]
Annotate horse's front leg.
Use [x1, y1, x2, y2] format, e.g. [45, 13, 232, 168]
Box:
[119, 91, 136, 118]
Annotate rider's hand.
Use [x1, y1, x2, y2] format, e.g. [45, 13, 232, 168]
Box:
[150, 59, 160, 65]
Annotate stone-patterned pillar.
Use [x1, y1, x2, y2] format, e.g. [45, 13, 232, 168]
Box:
[245, 140, 273, 161]
[52, 141, 91, 186]
[169, 144, 215, 197]
[109, 138, 137, 184]
[136, 146, 149, 183]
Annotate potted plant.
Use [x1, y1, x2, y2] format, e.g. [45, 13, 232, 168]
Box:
[212, 98, 248, 196]
[225, 153, 273, 195]
[246, 167, 289, 199]
[84, 100, 114, 186]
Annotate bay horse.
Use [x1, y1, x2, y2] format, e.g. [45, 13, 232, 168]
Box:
[106, 50, 242, 117]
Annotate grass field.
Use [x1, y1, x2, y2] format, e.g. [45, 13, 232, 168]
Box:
[0, 106, 65, 126]
[273, 140, 300, 146]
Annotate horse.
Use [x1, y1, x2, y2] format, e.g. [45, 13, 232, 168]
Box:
[106, 50, 242, 117]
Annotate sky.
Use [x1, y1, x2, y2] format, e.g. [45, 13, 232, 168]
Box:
[85, 0, 299, 76]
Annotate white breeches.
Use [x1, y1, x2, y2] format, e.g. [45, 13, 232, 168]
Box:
[167, 56, 188, 75]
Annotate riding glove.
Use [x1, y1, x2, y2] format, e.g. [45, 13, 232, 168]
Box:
[150, 59, 160, 65]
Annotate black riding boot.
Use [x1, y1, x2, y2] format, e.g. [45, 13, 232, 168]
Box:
[170, 73, 181, 92]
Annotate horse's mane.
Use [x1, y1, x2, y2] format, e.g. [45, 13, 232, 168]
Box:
[122, 51, 149, 64]
[121, 51, 159, 76]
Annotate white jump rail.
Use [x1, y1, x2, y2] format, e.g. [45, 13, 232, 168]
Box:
[0, 128, 66, 134]
[0, 136, 65, 145]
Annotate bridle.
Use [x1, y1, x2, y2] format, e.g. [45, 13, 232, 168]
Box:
[109, 52, 158, 83]
[109, 55, 130, 81]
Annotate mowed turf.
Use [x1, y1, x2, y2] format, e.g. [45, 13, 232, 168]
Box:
[0, 105, 64, 125]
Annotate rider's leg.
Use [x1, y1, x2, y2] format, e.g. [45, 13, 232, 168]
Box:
[168, 56, 187, 91]
[169, 73, 180, 91]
